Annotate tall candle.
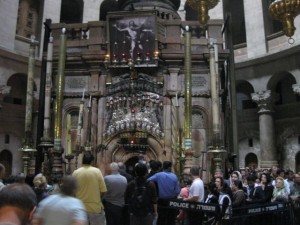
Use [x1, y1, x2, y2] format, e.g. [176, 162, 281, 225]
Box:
[82, 88, 85, 101]
[66, 113, 72, 155]
[89, 95, 92, 108]
[176, 93, 179, 107]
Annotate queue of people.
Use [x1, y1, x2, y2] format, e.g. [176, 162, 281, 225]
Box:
[0, 160, 299, 225]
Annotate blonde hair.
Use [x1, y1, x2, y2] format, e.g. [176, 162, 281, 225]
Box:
[33, 173, 47, 189]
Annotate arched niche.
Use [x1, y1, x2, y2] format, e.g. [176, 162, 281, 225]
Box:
[267, 72, 298, 105]
[236, 80, 255, 110]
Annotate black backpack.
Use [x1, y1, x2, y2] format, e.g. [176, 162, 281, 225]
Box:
[128, 180, 151, 217]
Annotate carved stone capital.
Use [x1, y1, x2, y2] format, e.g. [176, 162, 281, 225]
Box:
[0, 85, 11, 109]
[251, 90, 273, 114]
[292, 84, 300, 96]
[0, 85, 11, 95]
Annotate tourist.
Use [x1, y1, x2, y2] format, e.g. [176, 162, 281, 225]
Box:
[0, 183, 37, 225]
[103, 162, 127, 225]
[32, 175, 87, 225]
[73, 151, 107, 225]
[148, 161, 180, 225]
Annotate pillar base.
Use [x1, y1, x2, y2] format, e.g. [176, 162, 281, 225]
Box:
[260, 160, 278, 169]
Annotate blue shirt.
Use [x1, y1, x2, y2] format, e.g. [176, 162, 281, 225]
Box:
[148, 171, 180, 199]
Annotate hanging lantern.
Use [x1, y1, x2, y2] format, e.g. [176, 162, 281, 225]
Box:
[269, 0, 300, 38]
[187, 0, 219, 27]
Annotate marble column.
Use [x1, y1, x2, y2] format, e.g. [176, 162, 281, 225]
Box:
[251, 90, 277, 168]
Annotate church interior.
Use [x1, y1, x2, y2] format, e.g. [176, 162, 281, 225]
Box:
[0, 0, 300, 183]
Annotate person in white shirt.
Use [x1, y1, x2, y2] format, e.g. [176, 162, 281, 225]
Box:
[183, 165, 204, 224]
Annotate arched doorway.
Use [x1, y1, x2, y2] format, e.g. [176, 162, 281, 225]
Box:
[125, 156, 140, 176]
[245, 153, 258, 169]
[0, 150, 12, 178]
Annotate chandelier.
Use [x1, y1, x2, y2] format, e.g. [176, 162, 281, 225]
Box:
[269, 0, 300, 39]
[187, 0, 220, 26]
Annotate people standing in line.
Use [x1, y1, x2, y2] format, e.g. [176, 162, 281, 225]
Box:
[125, 162, 158, 225]
[245, 174, 265, 204]
[33, 173, 49, 204]
[118, 162, 133, 182]
[146, 160, 161, 179]
[32, 175, 87, 225]
[118, 161, 133, 225]
[73, 151, 107, 225]
[214, 169, 233, 200]
[271, 177, 289, 203]
[204, 182, 220, 225]
[183, 165, 205, 225]
[103, 162, 127, 225]
[148, 161, 180, 225]
[0, 163, 6, 191]
[215, 177, 232, 223]
[271, 169, 290, 194]
[176, 180, 191, 224]
[231, 180, 246, 208]
[285, 169, 294, 188]
[0, 183, 37, 225]
[290, 173, 300, 225]
[257, 172, 273, 203]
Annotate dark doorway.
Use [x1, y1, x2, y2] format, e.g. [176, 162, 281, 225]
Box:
[0, 150, 12, 178]
[125, 156, 140, 176]
[245, 153, 258, 169]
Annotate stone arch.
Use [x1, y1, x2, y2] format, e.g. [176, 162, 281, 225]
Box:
[245, 152, 258, 169]
[236, 80, 255, 110]
[102, 134, 161, 164]
[0, 149, 13, 178]
[267, 71, 298, 105]
[60, 0, 84, 24]
[4, 73, 31, 105]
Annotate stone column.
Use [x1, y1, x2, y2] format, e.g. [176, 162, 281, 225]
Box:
[251, 90, 277, 168]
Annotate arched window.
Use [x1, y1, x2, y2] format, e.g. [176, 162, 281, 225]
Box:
[223, 0, 246, 45]
[262, 0, 283, 36]
[236, 80, 255, 110]
[0, 150, 12, 178]
[245, 153, 258, 169]
[4, 74, 27, 105]
[268, 72, 297, 105]
[60, 0, 84, 24]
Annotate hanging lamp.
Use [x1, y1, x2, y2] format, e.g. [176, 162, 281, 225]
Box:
[186, 0, 219, 27]
[269, 0, 300, 42]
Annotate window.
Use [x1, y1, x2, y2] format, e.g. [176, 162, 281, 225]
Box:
[248, 138, 253, 147]
[4, 135, 10, 144]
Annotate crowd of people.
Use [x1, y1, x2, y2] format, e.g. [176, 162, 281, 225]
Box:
[0, 156, 299, 225]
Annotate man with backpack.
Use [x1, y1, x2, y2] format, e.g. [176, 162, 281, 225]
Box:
[125, 162, 158, 225]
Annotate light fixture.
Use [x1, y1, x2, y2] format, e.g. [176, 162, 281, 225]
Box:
[186, 0, 220, 27]
[269, 0, 300, 39]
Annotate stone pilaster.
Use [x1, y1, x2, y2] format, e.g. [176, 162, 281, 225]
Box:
[251, 90, 277, 168]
